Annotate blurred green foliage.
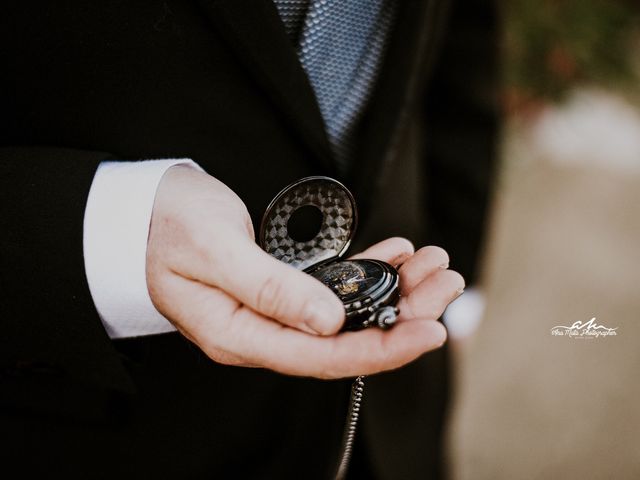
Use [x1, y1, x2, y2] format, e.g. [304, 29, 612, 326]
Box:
[504, 0, 640, 104]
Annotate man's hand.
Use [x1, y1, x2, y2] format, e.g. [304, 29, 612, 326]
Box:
[146, 166, 464, 378]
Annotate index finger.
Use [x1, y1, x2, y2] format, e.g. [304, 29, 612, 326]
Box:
[349, 237, 414, 265]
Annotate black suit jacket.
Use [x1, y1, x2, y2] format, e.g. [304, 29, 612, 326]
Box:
[0, 0, 498, 478]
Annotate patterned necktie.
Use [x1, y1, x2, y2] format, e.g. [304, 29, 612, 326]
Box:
[273, 0, 397, 173]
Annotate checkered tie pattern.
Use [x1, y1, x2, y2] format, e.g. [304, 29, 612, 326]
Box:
[273, 0, 396, 173]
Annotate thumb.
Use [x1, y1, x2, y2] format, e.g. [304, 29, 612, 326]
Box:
[195, 234, 345, 335]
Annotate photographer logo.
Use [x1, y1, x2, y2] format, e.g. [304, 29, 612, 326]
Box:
[551, 317, 617, 339]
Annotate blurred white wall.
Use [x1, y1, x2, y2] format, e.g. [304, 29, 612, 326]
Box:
[446, 88, 640, 480]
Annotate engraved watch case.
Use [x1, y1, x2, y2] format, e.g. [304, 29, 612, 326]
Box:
[259, 176, 400, 331]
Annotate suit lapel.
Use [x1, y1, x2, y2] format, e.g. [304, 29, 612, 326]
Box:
[196, 0, 335, 173]
[349, 0, 450, 208]
[195, 0, 448, 180]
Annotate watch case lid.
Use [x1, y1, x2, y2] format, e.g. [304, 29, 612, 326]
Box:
[259, 176, 358, 271]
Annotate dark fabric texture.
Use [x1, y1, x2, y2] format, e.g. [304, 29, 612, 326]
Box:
[0, 0, 499, 478]
[423, 0, 500, 285]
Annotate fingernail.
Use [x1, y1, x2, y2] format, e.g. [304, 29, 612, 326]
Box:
[455, 287, 465, 298]
[439, 262, 449, 270]
[303, 298, 341, 335]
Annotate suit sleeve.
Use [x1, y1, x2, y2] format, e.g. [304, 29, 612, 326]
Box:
[0, 146, 134, 418]
[422, 0, 501, 284]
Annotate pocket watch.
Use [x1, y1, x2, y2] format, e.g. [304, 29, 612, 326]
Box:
[259, 176, 400, 331]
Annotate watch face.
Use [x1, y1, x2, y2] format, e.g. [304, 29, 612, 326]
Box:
[310, 260, 386, 303]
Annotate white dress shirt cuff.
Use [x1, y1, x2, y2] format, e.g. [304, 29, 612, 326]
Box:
[83, 159, 203, 339]
[442, 287, 485, 339]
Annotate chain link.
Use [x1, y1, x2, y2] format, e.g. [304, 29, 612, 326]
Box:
[335, 375, 366, 480]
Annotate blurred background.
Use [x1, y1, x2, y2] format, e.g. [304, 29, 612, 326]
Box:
[442, 1, 640, 478]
